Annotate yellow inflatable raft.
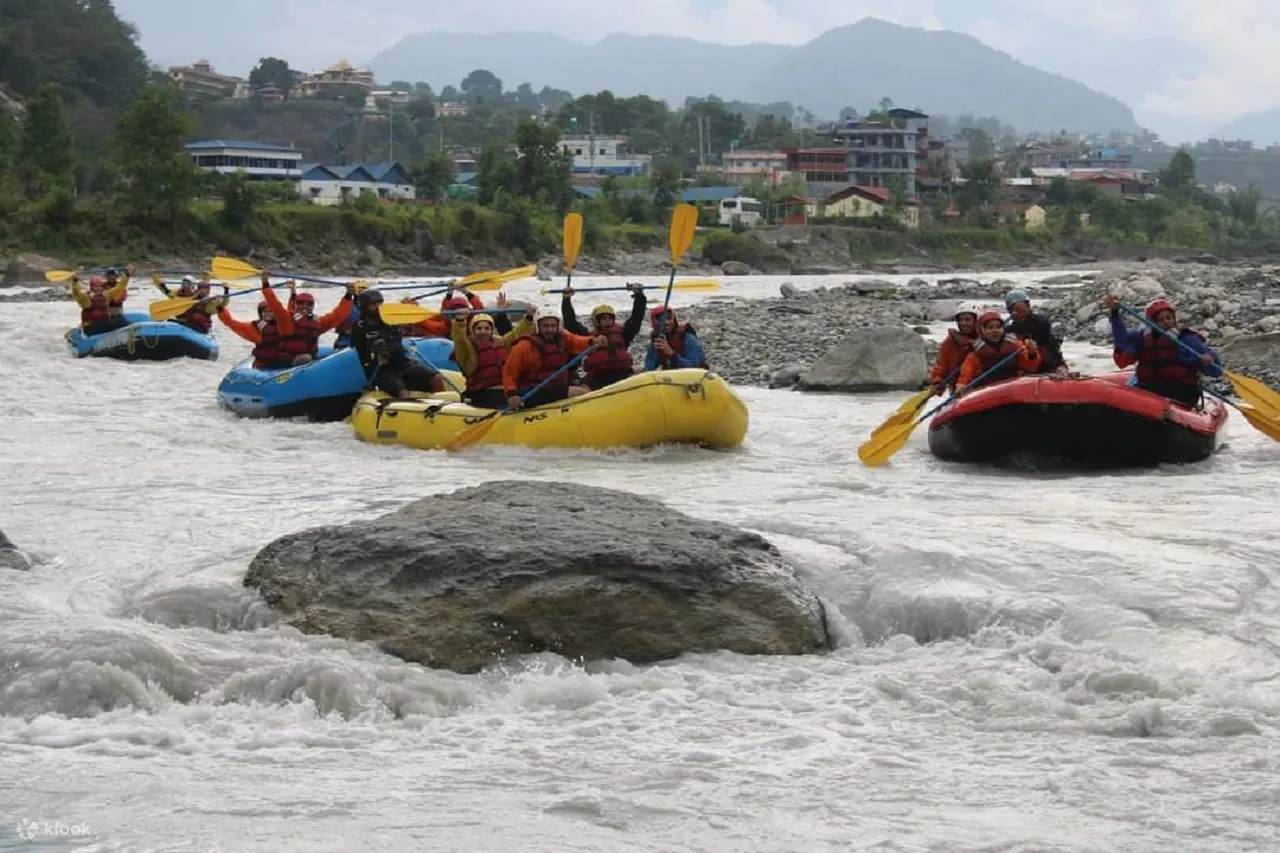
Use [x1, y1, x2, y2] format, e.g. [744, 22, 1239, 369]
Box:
[350, 369, 748, 451]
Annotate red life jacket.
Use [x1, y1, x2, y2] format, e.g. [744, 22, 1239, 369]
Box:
[467, 337, 507, 391]
[517, 333, 570, 393]
[253, 320, 284, 367]
[659, 323, 708, 369]
[176, 304, 213, 334]
[279, 313, 322, 357]
[971, 336, 1022, 383]
[1136, 330, 1199, 386]
[80, 290, 111, 329]
[583, 326, 633, 379]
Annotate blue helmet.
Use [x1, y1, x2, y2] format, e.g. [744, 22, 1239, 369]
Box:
[1004, 289, 1031, 309]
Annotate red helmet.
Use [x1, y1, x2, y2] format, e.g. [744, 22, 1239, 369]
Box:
[293, 291, 316, 306]
[1144, 298, 1175, 321]
[442, 294, 470, 311]
[649, 305, 676, 326]
[977, 310, 1004, 327]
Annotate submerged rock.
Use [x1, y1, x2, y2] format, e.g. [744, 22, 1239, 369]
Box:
[798, 327, 928, 392]
[0, 529, 32, 571]
[244, 482, 831, 673]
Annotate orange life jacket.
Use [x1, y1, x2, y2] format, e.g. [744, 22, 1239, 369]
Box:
[517, 333, 571, 393]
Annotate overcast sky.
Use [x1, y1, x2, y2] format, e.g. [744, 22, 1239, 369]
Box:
[113, 0, 1280, 142]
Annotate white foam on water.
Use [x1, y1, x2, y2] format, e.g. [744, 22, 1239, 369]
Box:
[1, 277, 1278, 851]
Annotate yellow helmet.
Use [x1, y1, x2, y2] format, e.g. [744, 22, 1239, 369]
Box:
[351, 280, 370, 294]
[591, 304, 617, 320]
[468, 312, 495, 330]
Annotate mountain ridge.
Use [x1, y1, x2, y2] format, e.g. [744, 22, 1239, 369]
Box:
[369, 17, 1139, 134]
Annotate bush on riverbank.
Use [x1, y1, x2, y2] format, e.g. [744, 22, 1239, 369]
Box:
[702, 232, 792, 271]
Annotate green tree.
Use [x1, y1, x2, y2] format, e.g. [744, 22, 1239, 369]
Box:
[248, 57, 295, 97]
[959, 127, 994, 160]
[1227, 188, 1260, 226]
[513, 118, 571, 209]
[957, 158, 1003, 215]
[220, 171, 254, 229]
[413, 151, 455, 200]
[19, 83, 75, 198]
[113, 84, 198, 227]
[460, 69, 503, 105]
[476, 144, 515, 206]
[1160, 150, 1196, 191]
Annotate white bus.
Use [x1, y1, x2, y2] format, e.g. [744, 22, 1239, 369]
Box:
[719, 196, 764, 227]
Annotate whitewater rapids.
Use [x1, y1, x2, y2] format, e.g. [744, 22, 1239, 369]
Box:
[1, 272, 1278, 852]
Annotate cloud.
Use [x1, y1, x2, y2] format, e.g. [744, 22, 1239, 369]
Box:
[113, 0, 1280, 140]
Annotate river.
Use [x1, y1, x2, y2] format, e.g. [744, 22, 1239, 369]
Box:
[1, 272, 1278, 851]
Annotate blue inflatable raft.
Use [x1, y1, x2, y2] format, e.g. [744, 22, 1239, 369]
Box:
[66, 312, 220, 361]
[216, 337, 456, 421]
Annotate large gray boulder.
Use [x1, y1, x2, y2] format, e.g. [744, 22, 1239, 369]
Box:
[0, 530, 32, 571]
[244, 482, 831, 672]
[1220, 332, 1280, 386]
[798, 327, 928, 392]
[2, 253, 66, 287]
[721, 260, 753, 276]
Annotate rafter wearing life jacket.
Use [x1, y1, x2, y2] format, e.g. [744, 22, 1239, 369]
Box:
[218, 295, 287, 369]
[71, 272, 131, 334]
[502, 310, 594, 403]
[266, 281, 353, 362]
[644, 306, 708, 371]
[929, 303, 979, 389]
[1108, 298, 1221, 404]
[956, 310, 1042, 390]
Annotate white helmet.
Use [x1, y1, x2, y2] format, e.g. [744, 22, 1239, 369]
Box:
[534, 307, 561, 327]
[954, 302, 980, 320]
[181, 275, 196, 285]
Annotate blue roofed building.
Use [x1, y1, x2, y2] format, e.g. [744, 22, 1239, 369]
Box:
[299, 161, 415, 205]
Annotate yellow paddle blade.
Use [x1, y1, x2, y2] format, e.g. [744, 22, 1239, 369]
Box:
[445, 413, 501, 451]
[45, 269, 78, 282]
[671, 279, 721, 291]
[857, 418, 922, 467]
[211, 256, 263, 281]
[1228, 371, 1280, 419]
[669, 203, 698, 263]
[149, 296, 200, 321]
[379, 303, 441, 325]
[458, 264, 538, 292]
[869, 388, 933, 438]
[1234, 400, 1280, 442]
[563, 212, 584, 271]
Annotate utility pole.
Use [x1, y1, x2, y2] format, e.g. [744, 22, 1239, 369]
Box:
[388, 98, 394, 163]
[697, 115, 705, 169]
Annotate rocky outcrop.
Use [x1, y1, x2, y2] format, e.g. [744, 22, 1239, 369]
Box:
[2, 253, 66, 287]
[721, 260, 753, 276]
[798, 327, 928, 392]
[244, 482, 831, 673]
[1221, 332, 1280, 388]
[0, 530, 32, 571]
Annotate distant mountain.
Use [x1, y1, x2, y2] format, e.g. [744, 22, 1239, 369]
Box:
[1221, 109, 1280, 146]
[370, 18, 1139, 134]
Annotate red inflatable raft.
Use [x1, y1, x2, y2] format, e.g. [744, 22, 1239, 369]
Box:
[928, 371, 1228, 465]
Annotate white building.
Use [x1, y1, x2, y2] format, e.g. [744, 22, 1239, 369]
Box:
[184, 140, 303, 179]
[299, 162, 415, 205]
[722, 150, 788, 182]
[435, 102, 469, 118]
[557, 135, 651, 176]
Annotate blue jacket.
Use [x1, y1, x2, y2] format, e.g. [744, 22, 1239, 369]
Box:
[1109, 310, 1222, 378]
[334, 303, 362, 349]
[644, 328, 708, 371]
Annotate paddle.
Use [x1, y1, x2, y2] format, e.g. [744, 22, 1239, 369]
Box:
[655, 204, 698, 323]
[46, 267, 113, 283]
[210, 256, 348, 286]
[1118, 303, 1280, 436]
[540, 280, 722, 295]
[563, 213, 583, 288]
[869, 368, 962, 438]
[858, 350, 1021, 468]
[378, 303, 529, 326]
[445, 344, 600, 452]
[148, 280, 265, 321]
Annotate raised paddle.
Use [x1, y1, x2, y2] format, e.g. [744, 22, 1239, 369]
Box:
[377, 303, 529, 326]
[1118, 303, 1280, 436]
[445, 344, 600, 452]
[148, 278, 281, 321]
[656, 204, 698, 320]
[563, 212, 584, 285]
[210, 256, 348, 286]
[858, 350, 1022, 468]
[869, 367, 963, 438]
[540, 280, 722, 295]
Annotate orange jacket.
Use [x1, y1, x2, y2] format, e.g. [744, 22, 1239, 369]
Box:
[502, 331, 595, 393]
[929, 330, 976, 385]
[217, 305, 262, 343]
[956, 338, 1042, 389]
[265, 287, 353, 335]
